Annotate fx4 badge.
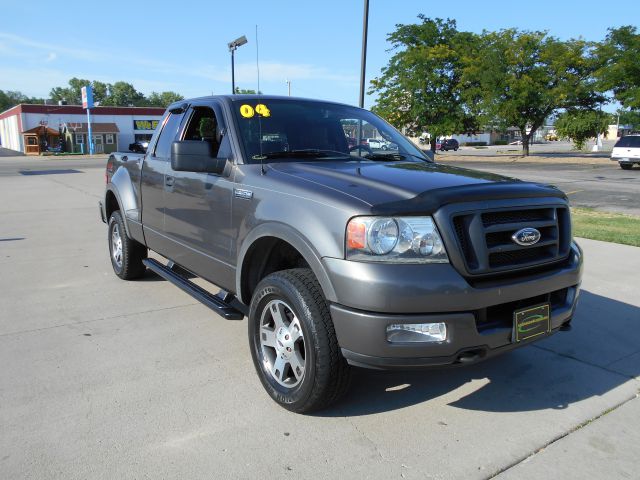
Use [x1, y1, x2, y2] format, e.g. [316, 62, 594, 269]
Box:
[234, 188, 253, 200]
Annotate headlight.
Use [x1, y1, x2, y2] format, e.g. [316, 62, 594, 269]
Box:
[346, 216, 449, 263]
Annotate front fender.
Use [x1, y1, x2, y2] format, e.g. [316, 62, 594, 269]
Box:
[236, 222, 338, 304]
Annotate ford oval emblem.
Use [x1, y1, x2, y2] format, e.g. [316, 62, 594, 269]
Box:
[512, 228, 541, 246]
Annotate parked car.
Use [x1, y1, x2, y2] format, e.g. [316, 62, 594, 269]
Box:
[367, 138, 390, 150]
[437, 139, 459, 151]
[129, 141, 149, 153]
[611, 135, 640, 170]
[101, 95, 582, 413]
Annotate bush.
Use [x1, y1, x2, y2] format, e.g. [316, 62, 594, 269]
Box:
[463, 141, 487, 146]
[493, 140, 508, 145]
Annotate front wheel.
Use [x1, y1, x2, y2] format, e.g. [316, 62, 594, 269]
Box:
[620, 163, 633, 170]
[248, 268, 351, 413]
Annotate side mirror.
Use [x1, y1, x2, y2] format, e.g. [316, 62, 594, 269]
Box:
[171, 141, 226, 174]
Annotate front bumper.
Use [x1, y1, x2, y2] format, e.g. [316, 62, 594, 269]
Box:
[325, 243, 582, 369]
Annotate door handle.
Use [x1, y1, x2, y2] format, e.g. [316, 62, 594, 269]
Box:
[165, 175, 175, 187]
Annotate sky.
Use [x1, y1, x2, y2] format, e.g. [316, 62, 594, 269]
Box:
[1, 0, 638, 109]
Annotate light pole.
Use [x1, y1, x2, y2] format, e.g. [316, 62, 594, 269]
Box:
[228, 35, 248, 94]
[285, 79, 291, 96]
[359, 0, 370, 108]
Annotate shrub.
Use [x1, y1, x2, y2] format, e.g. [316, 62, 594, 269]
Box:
[463, 141, 487, 146]
[493, 140, 508, 145]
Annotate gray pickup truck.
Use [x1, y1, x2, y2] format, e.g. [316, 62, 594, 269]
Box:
[100, 95, 583, 412]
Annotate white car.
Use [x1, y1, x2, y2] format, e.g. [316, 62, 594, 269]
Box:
[366, 138, 391, 150]
[611, 135, 640, 170]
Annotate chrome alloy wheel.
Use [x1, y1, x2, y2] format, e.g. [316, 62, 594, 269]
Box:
[259, 299, 306, 387]
[111, 223, 123, 268]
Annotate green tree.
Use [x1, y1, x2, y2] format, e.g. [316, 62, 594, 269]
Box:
[234, 88, 262, 94]
[49, 77, 91, 104]
[0, 90, 44, 111]
[555, 109, 609, 150]
[596, 26, 640, 109]
[369, 17, 477, 151]
[461, 30, 603, 155]
[146, 91, 185, 107]
[102, 81, 146, 106]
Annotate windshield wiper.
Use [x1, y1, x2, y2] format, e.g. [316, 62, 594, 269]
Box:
[362, 152, 407, 161]
[252, 149, 350, 160]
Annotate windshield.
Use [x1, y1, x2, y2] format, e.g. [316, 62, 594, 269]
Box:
[231, 98, 429, 164]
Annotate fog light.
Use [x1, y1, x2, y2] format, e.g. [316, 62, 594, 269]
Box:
[386, 323, 447, 343]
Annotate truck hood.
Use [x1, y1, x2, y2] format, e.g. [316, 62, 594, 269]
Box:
[268, 161, 565, 214]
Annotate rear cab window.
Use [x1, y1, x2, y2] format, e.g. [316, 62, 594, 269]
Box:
[614, 136, 640, 148]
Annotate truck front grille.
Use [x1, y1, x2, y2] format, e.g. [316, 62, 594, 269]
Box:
[451, 206, 571, 275]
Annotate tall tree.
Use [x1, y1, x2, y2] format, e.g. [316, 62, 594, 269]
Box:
[555, 109, 609, 150]
[146, 91, 185, 107]
[102, 82, 145, 107]
[49, 77, 91, 104]
[596, 26, 640, 110]
[369, 17, 478, 151]
[461, 30, 603, 155]
[0, 90, 44, 111]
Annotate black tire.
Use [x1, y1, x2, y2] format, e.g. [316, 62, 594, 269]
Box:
[620, 163, 633, 170]
[108, 210, 147, 280]
[454, 147, 459, 151]
[248, 268, 351, 413]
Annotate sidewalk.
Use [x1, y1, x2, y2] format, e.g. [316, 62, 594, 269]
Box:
[496, 394, 640, 479]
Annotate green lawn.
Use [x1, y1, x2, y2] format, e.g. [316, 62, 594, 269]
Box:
[572, 207, 640, 247]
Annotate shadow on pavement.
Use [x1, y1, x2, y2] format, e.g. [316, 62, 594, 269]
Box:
[318, 290, 639, 417]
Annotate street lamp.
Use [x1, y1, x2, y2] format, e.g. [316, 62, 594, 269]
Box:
[228, 35, 248, 94]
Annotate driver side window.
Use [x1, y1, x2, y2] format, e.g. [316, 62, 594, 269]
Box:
[181, 106, 222, 157]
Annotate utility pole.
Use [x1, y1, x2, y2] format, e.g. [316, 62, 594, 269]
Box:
[358, 0, 370, 109]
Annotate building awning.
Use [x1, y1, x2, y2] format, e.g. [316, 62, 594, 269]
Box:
[65, 123, 120, 133]
[22, 126, 60, 136]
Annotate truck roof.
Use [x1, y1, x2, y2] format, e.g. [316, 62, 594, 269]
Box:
[167, 95, 360, 111]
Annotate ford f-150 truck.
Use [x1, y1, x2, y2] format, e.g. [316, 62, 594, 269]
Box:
[100, 95, 583, 413]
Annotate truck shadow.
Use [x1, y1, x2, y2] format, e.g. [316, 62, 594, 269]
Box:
[318, 290, 639, 417]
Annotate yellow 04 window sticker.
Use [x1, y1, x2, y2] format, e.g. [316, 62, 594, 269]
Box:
[240, 103, 270, 118]
[239, 104, 255, 118]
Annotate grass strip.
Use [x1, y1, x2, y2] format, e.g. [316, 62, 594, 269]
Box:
[572, 207, 640, 247]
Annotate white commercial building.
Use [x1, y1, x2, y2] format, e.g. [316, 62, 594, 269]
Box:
[0, 104, 165, 154]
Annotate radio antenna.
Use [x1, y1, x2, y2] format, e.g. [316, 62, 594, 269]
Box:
[255, 24, 261, 94]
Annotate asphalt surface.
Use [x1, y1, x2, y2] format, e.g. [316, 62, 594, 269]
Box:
[1, 155, 639, 479]
[438, 158, 640, 216]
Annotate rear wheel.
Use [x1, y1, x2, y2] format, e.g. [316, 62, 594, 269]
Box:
[108, 210, 147, 280]
[620, 163, 633, 170]
[248, 268, 351, 413]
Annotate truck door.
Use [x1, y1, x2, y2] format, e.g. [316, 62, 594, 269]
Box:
[162, 101, 235, 290]
[140, 108, 185, 253]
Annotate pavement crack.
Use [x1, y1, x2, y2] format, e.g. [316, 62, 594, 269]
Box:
[487, 392, 640, 479]
[531, 344, 638, 380]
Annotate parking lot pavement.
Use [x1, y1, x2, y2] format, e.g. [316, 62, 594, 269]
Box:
[438, 158, 640, 216]
[1, 157, 639, 479]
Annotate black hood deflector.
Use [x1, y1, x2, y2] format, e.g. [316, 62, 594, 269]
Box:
[370, 182, 567, 215]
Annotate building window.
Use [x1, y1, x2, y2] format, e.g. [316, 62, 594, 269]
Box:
[106, 134, 114, 144]
[76, 134, 85, 145]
